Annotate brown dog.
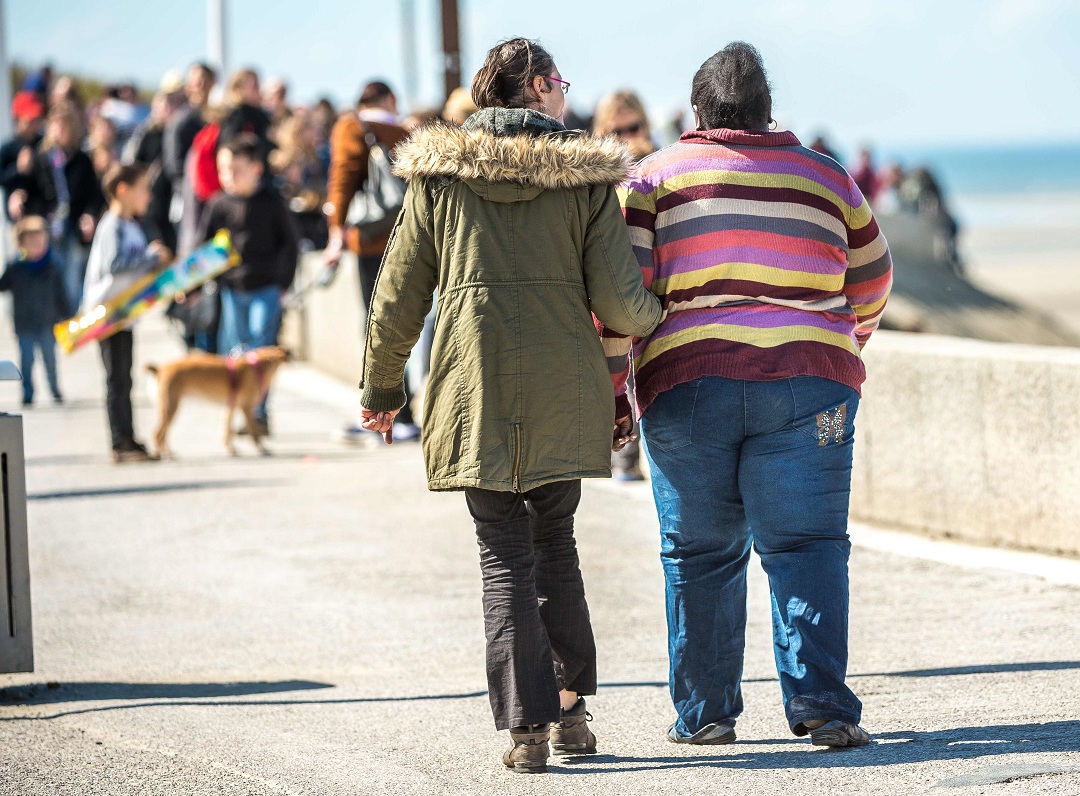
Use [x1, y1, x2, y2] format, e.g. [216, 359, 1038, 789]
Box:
[147, 346, 288, 458]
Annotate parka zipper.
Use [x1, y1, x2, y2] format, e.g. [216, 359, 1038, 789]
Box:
[511, 422, 523, 492]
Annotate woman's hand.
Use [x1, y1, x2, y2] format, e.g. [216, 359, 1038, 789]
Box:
[612, 414, 637, 452]
[361, 408, 400, 445]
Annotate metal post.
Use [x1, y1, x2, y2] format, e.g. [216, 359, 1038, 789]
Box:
[401, 0, 419, 111]
[0, 360, 33, 673]
[207, 0, 227, 78]
[440, 0, 461, 101]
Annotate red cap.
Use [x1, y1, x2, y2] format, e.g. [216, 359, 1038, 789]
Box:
[12, 91, 45, 121]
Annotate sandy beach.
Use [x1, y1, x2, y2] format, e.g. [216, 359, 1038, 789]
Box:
[955, 192, 1080, 340]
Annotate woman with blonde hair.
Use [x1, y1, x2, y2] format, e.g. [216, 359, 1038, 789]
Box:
[593, 90, 655, 161]
[22, 102, 105, 307]
[219, 68, 271, 154]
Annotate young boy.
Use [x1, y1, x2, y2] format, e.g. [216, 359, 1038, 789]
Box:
[84, 163, 172, 463]
[0, 215, 72, 406]
[199, 134, 298, 435]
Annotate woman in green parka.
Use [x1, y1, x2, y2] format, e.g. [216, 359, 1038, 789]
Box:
[359, 38, 662, 773]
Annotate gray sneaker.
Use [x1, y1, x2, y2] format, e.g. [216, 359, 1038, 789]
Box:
[550, 698, 597, 756]
[805, 720, 871, 748]
[667, 721, 736, 745]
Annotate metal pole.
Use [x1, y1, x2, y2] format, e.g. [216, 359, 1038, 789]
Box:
[401, 0, 419, 111]
[440, 0, 461, 101]
[207, 0, 226, 78]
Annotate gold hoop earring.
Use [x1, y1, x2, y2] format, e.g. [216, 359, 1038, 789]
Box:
[769, 119, 777, 131]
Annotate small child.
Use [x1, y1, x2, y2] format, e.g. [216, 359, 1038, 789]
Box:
[84, 163, 172, 463]
[0, 216, 72, 406]
[199, 134, 298, 435]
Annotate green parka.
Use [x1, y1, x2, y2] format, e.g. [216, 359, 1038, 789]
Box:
[360, 108, 663, 492]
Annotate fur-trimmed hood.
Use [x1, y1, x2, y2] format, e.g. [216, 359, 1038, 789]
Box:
[393, 108, 631, 191]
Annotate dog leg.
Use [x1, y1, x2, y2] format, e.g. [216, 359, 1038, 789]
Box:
[225, 405, 238, 457]
[242, 405, 270, 456]
[153, 382, 180, 460]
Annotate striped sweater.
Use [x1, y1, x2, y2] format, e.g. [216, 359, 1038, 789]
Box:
[611, 128, 893, 414]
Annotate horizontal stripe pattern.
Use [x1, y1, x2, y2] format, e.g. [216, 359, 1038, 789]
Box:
[610, 128, 893, 413]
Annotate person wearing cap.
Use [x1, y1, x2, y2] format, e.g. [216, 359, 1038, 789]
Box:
[0, 215, 73, 406]
[1, 91, 46, 221]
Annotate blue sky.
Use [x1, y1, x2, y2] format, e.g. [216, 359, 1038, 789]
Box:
[8, 0, 1080, 155]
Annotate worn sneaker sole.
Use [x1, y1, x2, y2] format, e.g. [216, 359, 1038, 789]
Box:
[809, 727, 870, 748]
[667, 723, 737, 745]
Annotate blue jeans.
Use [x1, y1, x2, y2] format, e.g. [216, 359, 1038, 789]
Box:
[641, 375, 862, 736]
[17, 328, 60, 403]
[218, 285, 283, 422]
[56, 227, 90, 312]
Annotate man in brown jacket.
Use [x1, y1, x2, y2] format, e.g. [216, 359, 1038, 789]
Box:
[322, 81, 418, 440]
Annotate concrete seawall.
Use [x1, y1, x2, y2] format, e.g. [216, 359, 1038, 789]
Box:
[853, 331, 1080, 556]
[285, 253, 1080, 557]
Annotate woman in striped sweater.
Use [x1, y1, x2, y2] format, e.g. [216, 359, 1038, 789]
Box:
[611, 42, 892, 748]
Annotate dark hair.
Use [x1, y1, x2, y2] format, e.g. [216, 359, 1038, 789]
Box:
[220, 133, 264, 163]
[190, 61, 218, 82]
[359, 81, 394, 107]
[690, 42, 772, 131]
[102, 162, 147, 201]
[471, 38, 556, 109]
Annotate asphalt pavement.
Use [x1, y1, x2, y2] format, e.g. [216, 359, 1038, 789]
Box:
[1, 315, 1078, 795]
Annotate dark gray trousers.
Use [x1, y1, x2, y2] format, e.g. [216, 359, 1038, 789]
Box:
[465, 479, 597, 730]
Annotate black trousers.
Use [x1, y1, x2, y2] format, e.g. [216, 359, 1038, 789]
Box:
[99, 330, 135, 449]
[359, 254, 414, 425]
[465, 479, 597, 730]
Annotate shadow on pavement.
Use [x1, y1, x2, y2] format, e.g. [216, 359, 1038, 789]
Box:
[27, 479, 283, 501]
[603, 661, 1080, 690]
[0, 686, 491, 721]
[553, 721, 1080, 773]
[0, 680, 333, 704]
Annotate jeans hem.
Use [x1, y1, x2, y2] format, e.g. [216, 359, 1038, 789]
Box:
[788, 706, 862, 736]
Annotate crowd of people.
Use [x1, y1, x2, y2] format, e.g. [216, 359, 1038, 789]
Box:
[0, 60, 940, 460]
[0, 42, 899, 772]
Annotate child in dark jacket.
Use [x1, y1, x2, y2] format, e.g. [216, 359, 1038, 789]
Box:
[0, 215, 72, 405]
[199, 134, 298, 433]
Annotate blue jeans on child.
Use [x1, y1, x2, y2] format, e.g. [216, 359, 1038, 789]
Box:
[640, 375, 863, 737]
[17, 328, 61, 404]
[218, 285, 283, 423]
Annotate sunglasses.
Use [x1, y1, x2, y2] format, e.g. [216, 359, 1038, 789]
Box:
[611, 121, 645, 137]
[547, 76, 571, 95]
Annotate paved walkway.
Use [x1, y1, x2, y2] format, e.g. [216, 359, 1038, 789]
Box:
[1, 315, 1078, 795]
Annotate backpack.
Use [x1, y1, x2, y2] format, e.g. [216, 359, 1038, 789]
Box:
[345, 121, 407, 239]
[188, 122, 221, 202]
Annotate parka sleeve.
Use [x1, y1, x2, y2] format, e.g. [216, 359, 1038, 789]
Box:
[582, 184, 662, 338]
[583, 183, 663, 415]
[359, 181, 438, 412]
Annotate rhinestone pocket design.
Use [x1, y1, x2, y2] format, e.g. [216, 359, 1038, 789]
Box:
[816, 404, 847, 446]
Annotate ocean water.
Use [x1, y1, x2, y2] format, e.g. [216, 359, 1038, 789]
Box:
[889, 141, 1080, 197]
[879, 141, 1080, 230]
